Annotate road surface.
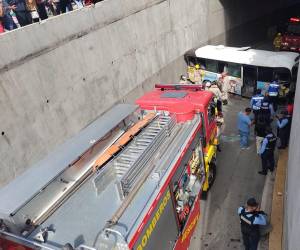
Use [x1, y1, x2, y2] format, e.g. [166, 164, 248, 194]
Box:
[190, 95, 266, 250]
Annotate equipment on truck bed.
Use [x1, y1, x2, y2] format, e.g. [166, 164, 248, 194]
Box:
[0, 85, 218, 250]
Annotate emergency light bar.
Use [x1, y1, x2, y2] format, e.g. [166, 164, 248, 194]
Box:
[155, 84, 202, 91]
[290, 17, 300, 22]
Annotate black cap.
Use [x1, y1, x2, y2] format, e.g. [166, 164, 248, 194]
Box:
[247, 198, 258, 207]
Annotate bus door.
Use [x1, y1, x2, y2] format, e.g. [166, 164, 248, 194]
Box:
[242, 65, 257, 98]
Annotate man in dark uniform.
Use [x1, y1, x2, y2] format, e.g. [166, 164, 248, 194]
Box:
[238, 198, 267, 250]
[250, 89, 264, 118]
[258, 127, 277, 175]
[276, 111, 290, 149]
[260, 95, 274, 126]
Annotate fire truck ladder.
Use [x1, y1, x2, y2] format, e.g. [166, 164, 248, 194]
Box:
[114, 114, 176, 196]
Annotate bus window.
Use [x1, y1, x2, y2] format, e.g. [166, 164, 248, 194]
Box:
[227, 63, 241, 78]
[205, 59, 218, 73]
[218, 61, 226, 73]
[274, 68, 291, 82]
[258, 67, 274, 82]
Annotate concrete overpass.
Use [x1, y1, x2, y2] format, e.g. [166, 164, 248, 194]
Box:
[0, 0, 300, 249]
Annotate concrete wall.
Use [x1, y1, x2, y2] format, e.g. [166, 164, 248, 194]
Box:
[0, 0, 296, 187]
[284, 66, 300, 249]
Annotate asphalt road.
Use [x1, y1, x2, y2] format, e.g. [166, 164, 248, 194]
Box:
[190, 95, 266, 250]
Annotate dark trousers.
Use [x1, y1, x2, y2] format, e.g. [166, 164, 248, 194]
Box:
[15, 11, 32, 26]
[37, 2, 48, 20]
[217, 100, 222, 113]
[278, 133, 288, 148]
[269, 96, 278, 112]
[242, 232, 260, 250]
[261, 150, 275, 173]
[60, 0, 73, 13]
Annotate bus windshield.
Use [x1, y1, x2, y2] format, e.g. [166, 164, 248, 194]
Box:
[287, 22, 300, 35]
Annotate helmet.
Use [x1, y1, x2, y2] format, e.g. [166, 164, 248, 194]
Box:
[195, 64, 200, 69]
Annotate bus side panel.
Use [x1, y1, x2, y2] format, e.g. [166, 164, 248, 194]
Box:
[173, 192, 200, 250]
[131, 188, 178, 250]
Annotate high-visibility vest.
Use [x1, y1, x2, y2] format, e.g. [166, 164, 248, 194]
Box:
[268, 82, 279, 96]
[251, 95, 264, 110]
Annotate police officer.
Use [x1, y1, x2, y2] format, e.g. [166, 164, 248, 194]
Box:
[238, 198, 267, 250]
[268, 80, 280, 112]
[250, 89, 264, 117]
[276, 111, 290, 149]
[260, 95, 274, 125]
[258, 127, 277, 175]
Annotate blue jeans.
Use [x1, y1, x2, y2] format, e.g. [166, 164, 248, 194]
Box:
[239, 130, 250, 148]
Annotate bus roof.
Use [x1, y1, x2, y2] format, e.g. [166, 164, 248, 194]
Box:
[194, 45, 299, 70]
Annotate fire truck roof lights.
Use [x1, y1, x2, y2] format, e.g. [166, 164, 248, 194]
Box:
[290, 17, 300, 22]
[155, 83, 202, 91]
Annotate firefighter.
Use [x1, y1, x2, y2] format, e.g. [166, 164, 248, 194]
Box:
[238, 198, 267, 250]
[194, 64, 202, 84]
[268, 79, 280, 112]
[276, 111, 290, 149]
[206, 81, 223, 113]
[273, 33, 282, 51]
[258, 127, 277, 175]
[250, 89, 264, 117]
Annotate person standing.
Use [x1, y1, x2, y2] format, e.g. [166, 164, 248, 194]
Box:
[258, 127, 277, 175]
[238, 198, 267, 250]
[276, 111, 290, 149]
[237, 107, 252, 149]
[250, 89, 264, 118]
[273, 33, 282, 51]
[219, 71, 229, 105]
[26, 0, 39, 23]
[9, 0, 32, 26]
[268, 79, 280, 112]
[260, 95, 274, 125]
[216, 113, 224, 152]
[206, 81, 223, 113]
[36, 0, 47, 20]
[0, 0, 4, 33]
[1, 0, 17, 30]
[254, 112, 267, 154]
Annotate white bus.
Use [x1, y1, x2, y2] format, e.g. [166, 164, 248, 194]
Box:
[184, 45, 299, 98]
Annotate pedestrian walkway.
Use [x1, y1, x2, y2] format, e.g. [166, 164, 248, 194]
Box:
[190, 96, 266, 250]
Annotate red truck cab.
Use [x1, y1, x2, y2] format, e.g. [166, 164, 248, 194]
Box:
[281, 17, 300, 52]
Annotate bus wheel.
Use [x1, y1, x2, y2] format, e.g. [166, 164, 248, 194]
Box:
[201, 162, 217, 200]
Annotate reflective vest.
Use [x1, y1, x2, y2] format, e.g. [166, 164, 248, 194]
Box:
[261, 99, 270, 111]
[251, 95, 264, 110]
[265, 133, 277, 151]
[268, 82, 279, 96]
[239, 208, 260, 235]
[278, 118, 290, 137]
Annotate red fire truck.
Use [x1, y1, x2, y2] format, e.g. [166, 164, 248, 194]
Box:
[0, 85, 218, 250]
[280, 17, 300, 52]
